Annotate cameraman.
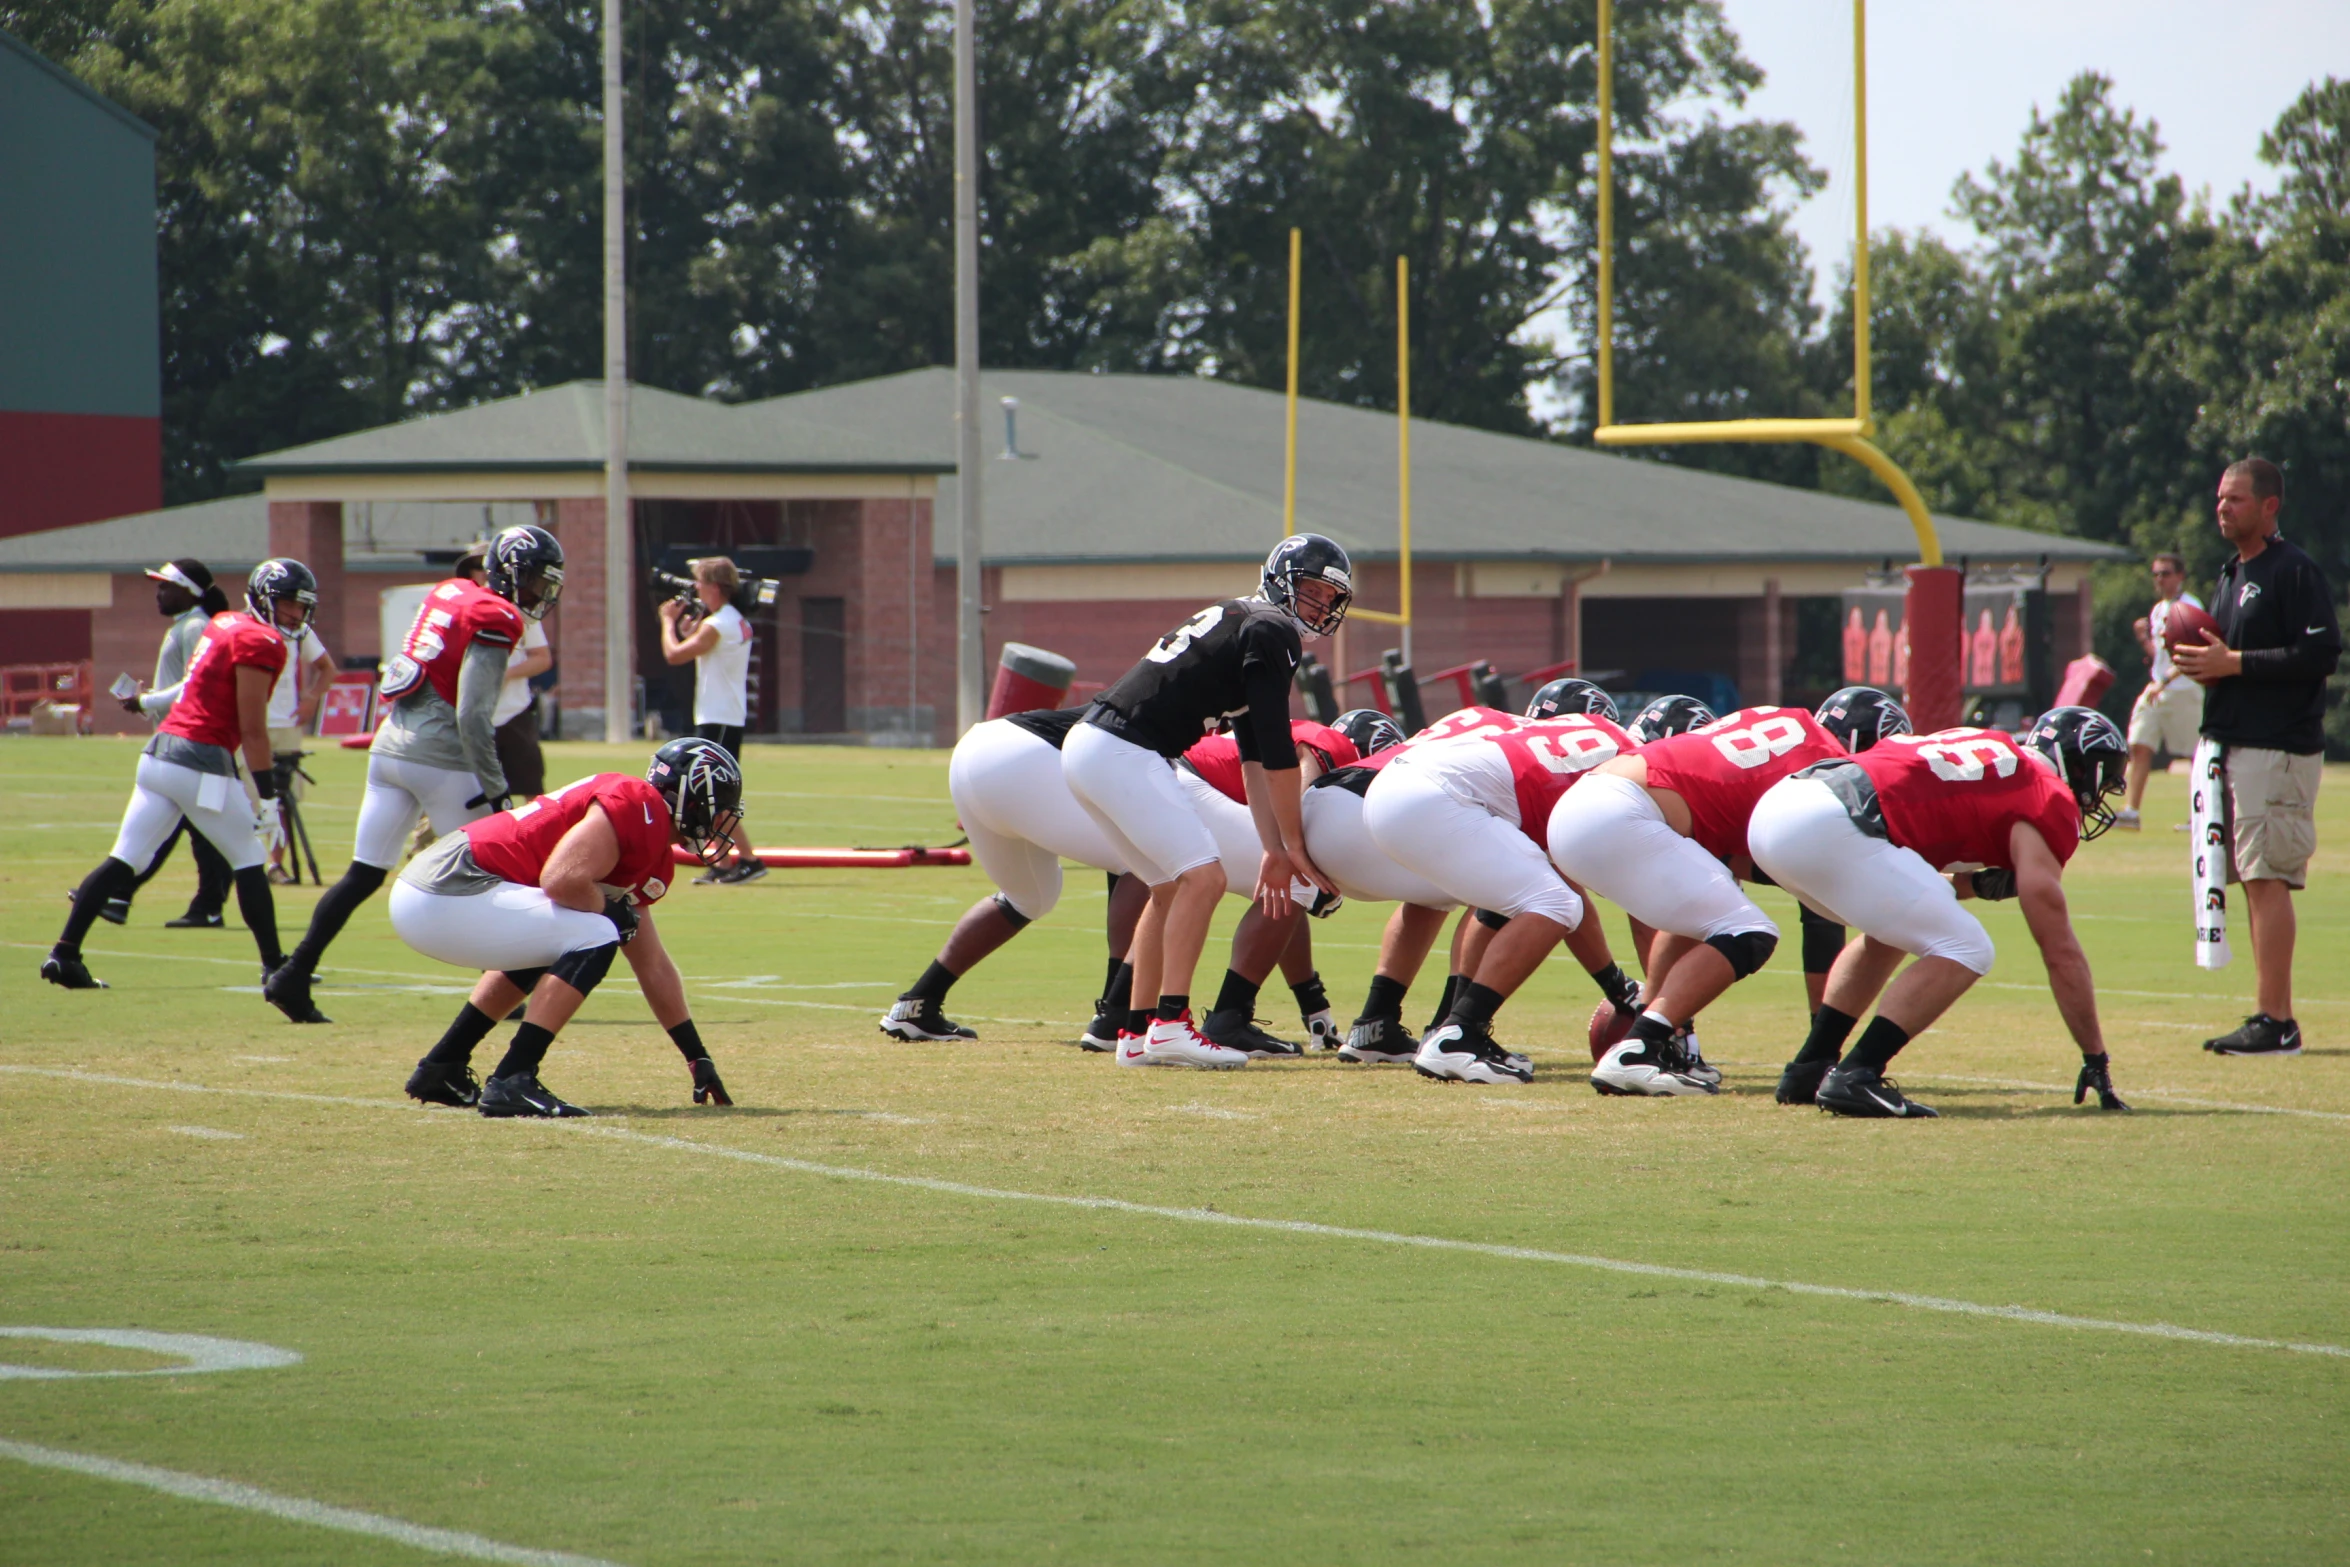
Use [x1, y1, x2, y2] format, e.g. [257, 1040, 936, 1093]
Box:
[658, 557, 764, 883]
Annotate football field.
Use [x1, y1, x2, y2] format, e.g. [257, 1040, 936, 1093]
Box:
[3, 736, 2345, 1564]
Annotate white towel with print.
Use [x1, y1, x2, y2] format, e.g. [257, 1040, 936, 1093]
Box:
[2189, 737, 2231, 970]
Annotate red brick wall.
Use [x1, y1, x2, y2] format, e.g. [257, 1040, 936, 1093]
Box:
[89, 571, 164, 735]
[268, 501, 345, 656]
[550, 497, 611, 726]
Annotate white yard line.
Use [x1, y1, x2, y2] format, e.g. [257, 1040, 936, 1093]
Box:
[2, 1065, 2341, 1360]
[0, 1439, 625, 1566]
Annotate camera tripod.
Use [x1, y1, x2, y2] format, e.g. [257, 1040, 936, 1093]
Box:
[270, 750, 324, 886]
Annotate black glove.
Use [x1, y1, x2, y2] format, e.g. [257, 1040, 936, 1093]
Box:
[465, 791, 515, 812]
[2075, 1053, 2129, 1111]
[601, 896, 640, 944]
[690, 1057, 733, 1106]
[1969, 868, 2017, 901]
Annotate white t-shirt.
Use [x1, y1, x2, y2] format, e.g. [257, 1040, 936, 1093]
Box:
[494, 618, 550, 727]
[2148, 590, 2205, 688]
[693, 604, 752, 727]
[266, 625, 329, 731]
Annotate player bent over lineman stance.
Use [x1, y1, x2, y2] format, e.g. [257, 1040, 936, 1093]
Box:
[45, 560, 320, 1005]
[1748, 708, 2129, 1118]
[392, 738, 744, 1117]
[265, 525, 565, 1022]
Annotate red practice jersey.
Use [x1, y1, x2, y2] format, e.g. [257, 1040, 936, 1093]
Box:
[466, 774, 679, 907]
[1184, 720, 1359, 803]
[1640, 706, 1844, 860]
[381, 578, 524, 705]
[1345, 706, 1528, 779]
[1854, 728, 2081, 870]
[157, 612, 288, 752]
[1492, 713, 1638, 843]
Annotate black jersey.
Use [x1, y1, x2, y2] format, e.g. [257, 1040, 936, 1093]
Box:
[1002, 705, 1085, 749]
[1087, 598, 1303, 767]
[2201, 534, 2342, 755]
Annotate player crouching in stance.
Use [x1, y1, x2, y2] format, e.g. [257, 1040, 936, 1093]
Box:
[1749, 708, 2129, 1119]
[45, 560, 320, 1001]
[392, 739, 745, 1117]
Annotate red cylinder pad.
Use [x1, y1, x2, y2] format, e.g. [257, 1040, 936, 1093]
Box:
[986, 641, 1077, 720]
[1902, 565, 1965, 733]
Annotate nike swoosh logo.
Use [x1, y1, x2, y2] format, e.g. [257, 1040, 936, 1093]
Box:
[2310, 626, 2328, 635]
[1865, 1087, 1903, 1114]
[644, 805, 654, 823]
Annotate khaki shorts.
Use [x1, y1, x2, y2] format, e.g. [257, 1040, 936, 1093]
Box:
[2127, 680, 2202, 755]
[2226, 746, 2322, 888]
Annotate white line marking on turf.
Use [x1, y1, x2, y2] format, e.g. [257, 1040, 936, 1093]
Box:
[167, 1125, 245, 1140]
[0, 1439, 625, 1566]
[2, 1065, 2341, 1360]
[0, 1328, 297, 1381]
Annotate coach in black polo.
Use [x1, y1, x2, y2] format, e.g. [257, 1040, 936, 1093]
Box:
[2173, 457, 2343, 1056]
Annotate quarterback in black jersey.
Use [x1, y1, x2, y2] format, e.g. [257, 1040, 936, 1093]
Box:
[1064, 534, 1352, 1068]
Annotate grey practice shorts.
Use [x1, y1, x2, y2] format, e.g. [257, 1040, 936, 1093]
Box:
[2226, 746, 2322, 888]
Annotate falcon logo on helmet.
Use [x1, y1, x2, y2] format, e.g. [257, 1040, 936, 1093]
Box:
[1814, 685, 1911, 755]
[1627, 693, 1717, 744]
[245, 558, 319, 642]
[486, 524, 566, 621]
[1525, 677, 1620, 724]
[648, 737, 745, 868]
[2023, 705, 2128, 839]
[1332, 707, 1406, 757]
[1262, 533, 1354, 637]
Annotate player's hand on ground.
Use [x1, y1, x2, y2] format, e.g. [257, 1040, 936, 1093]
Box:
[2075, 1053, 2129, 1111]
[690, 1057, 733, 1106]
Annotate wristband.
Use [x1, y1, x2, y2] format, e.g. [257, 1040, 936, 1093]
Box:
[253, 770, 278, 801]
[668, 1019, 708, 1061]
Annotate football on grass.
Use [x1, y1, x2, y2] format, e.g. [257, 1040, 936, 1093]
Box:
[2160, 600, 2223, 668]
[1589, 999, 1636, 1062]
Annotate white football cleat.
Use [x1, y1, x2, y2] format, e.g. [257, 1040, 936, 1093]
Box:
[1302, 1009, 1341, 1051]
[1114, 1032, 1156, 1068]
[1141, 1012, 1248, 1070]
[1591, 1037, 1717, 1097]
[1414, 1021, 1533, 1084]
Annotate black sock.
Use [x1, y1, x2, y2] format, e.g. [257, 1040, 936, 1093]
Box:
[1125, 1009, 1149, 1036]
[288, 862, 386, 975]
[1427, 973, 1464, 1033]
[1155, 993, 1189, 1022]
[1792, 1004, 1859, 1067]
[492, 1022, 557, 1080]
[1290, 972, 1329, 1017]
[426, 1004, 498, 1067]
[1359, 973, 1409, 1022]
[1628, 1009, 1675, 1049]
[1211, 969, 1260, 1018]
[1847, 1016, 1912, 1074]
[903, 960, 957, 1006]
[1588, 961, 1638, 1011]
[58, 857, 137, 954]
[1099, 956, 1130, 1012]
[232, 864, 282, 968]
[1444, 981, 1506, 1031]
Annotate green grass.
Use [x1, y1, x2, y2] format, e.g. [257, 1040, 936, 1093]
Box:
[2, 736, 2345, 1565]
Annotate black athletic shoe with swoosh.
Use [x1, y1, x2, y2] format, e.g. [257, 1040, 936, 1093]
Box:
[879, 998, 979, 1042]
[1815, 1063, 1938, 1119]
[1338, 1015, 1417, 1064]
[478, 1073, 591, 1118]
[1201, 1009, 1303, 1058]
[2204, 1015, 2301, 1056]
[1775, 1057, 1833, 1106]
[263, 961, 330, 1024]
[405, 1060, 481, 1108]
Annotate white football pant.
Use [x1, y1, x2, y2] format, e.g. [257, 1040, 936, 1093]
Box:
[947, 718, 1127, 921]
[353, 753, 491, 870]
[1545, 772, 1776, 942]
[1363, 758, 1583, 926]
[109, 755, 266, 874]
[1061, 722, 1221, 886]
[1746, 776, 1994, 974]
[388, 881, 622, 973]
[1299, 782, 1457, 909]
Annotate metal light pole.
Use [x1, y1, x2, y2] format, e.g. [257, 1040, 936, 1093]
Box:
[952, 0, 984, 735]
[600, 0, 631, 744]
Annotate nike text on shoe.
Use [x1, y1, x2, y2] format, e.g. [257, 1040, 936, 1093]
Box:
[2204, 1014, 2302, 1056]
[405, 1060, 480, 1108]
[1201, 1008, 1303, 1058]
[1775, 1057, 1832, 1106]
[1815, 1063, 1938, 1119]
[262, 962, 331, 1024]
[1414, 1021, 1533, 1085]
[477, 1073, 591, 1118]
[1142, 1012, 1248, 1070]
[1339, 1015, 1419, 1064]
[878, 997, 978, 1043]
[1591, 1038, 1718, 1097]
[690, 1057, 734, 1106]
[40, 953, 107, 991]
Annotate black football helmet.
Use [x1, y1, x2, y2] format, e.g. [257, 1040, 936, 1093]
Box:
[1525, 677, 1621, 724]
[2022, 705, 2128, 839]
[648, 736, 745, 868]
[1627, 694, 1717, 744]
[1815, 685, 1912, 755]
[486, 524, 565, 620]
[1262, 533, 1354, 636]
[245, 558, 319, 637]
[1333, 707, 1406, 757]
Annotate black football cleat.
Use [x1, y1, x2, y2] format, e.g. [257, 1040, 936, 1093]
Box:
[1338, 1015, 1418, 1064]
[262, 962, 330, 1024]
[2074, 1054, 2130, 1111]
[40, 953, 107, 991]
[1201, 1009, 1303, 1058]
[1816, 1063, 1938, 1119]
[405, 1060, 481, 1108]
[477, 1073, 590, 1118]
[99, 898, 130, 926]
[878, 998, 978, 1042]
[1079, 1007, 1120, 1053]
[164, 909, 225, 930]
[2204, 1015, 2301, 1056]
[1776, 1057, 1834, 1106]
[690, 1057, 734, 1106]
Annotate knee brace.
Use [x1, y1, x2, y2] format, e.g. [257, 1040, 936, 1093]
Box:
[1474, 906, 1511, 931]
[1798, 905, 1847, 974]
[991, 891, 1034, 931]
[502, 967, 549, 993]
[1704, 928, 1780, 979]
[547, 940, 619, 999]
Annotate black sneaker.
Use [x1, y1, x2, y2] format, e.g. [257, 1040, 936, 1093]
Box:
[1080, 1007, 1121, 1053]
[1816, 1063, 1938, 1119]
[1339, 1015, 1418, 1064]
[405, 1060, 480, 1108]
[40, 953, 107, 990]
[690, 867, 726, 886]
[720, 859, 769, 884]
[1775, 1057, 1834, 1106]
[262, 962, 330, 1024]
[2074, 1053, 2129, 1111]
[2204, 1015, 2302, 1056]
[99, 897, 130, 926]
[165, 909, 225, 929]
[878, 997, 978, 1042]
[1201, 1009, 1303, 1058]
[690, 1057, 733, 1105]
[478, 1073, 590, 1118]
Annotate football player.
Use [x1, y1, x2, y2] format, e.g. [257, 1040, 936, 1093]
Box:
[879, 704, 1149, 1048]
[1749, 707, 2130, 1119]
[1062, 534, 1350, 1069]
[393, 738, 744, 1117]
[1362, 704, 1642, 1083]
[102, 558, 236, 928]
[45, 560, 320, 1003]
[1549, 704, 1845, 1096]
[265, 525, 565, 1022]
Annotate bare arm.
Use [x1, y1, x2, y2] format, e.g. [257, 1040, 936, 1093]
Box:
[621, 910, 690, 1028]
[296, 649, 336, 730]
[509, 643, 553, 682]
[541, 804, 622, 912]
[234, 666, 275, 777]
[2012, 821, 2104, 1055]
[659, 603, 720, 666]
[1242, 760, 1335, 914]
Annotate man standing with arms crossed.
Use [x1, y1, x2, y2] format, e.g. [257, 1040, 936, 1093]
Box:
[2173, 458, 2342, 1056]
[2115, 553, 2203, 831]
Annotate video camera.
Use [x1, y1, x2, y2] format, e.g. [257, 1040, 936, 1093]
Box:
[650, 563, 782, 628]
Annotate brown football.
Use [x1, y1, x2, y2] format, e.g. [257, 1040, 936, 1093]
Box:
[2160, 600, 2222, 655]
[1589, 999, 1636, 1063]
